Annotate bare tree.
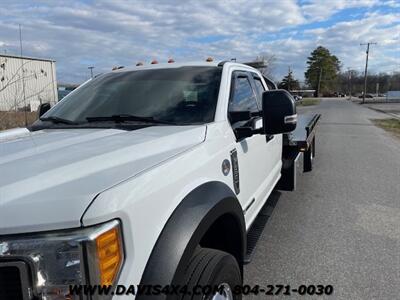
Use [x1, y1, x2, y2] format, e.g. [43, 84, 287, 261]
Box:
[253, 54, 276, 78]
[0, 56, 56, 129]
[0, 57, 53, 112]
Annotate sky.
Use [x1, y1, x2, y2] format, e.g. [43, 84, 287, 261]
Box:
[0, 0, 399, 84]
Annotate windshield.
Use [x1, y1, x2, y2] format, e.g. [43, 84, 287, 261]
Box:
[40, 66, 222, 126]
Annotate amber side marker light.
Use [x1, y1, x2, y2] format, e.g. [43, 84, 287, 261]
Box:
[96, 227, 123, 286]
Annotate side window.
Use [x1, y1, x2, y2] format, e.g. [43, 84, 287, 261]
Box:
[253, 76, 265, 107]
[229, 74, 259, 113]
[263, 76, 277, 90]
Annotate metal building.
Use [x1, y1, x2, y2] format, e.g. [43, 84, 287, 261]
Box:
[0, 54, 58, 112]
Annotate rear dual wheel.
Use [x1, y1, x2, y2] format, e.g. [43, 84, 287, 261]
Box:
[304, 137, 315, 172]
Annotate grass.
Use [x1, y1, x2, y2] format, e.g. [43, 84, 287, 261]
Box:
[0, 111, 38, 131]
[372, 118, 400, 139]
[297, 98, 321, 106]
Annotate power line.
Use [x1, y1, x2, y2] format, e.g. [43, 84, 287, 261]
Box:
[360, 42, 377, 104]
[347, 67, 352, 99]
[88, 66, 95, 78]
[19, 24, 28, 127]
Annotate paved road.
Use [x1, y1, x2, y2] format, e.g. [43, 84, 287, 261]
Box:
[362, 102, 400, 119]
[244, 99, 400, 299]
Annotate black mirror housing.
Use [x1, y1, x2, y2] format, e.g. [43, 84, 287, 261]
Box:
[262, 89, 297, 134]
[38, 103, 51, 118]
[229, 111, 252, 123]
[234, 127, 254, 140]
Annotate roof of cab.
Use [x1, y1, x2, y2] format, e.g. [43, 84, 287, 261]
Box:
[110, 61, 257, 73]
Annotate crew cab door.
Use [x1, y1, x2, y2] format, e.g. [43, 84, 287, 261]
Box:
[228, 71, 282, 226]
[251, 72, 282, 186]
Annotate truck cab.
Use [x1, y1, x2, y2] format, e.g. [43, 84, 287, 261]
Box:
[0, 61, 311, 300]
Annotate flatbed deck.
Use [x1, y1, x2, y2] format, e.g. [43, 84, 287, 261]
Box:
[284, 114, 321, 152]
[278, 113, 321, 191]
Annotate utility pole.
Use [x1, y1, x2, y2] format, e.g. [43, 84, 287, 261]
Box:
[19, 24, 28, 127]
[360, 42, 377, 104]
[317, 67, 322, 97]
[88, 66, 95, 78]
[347, 68, 352, 99]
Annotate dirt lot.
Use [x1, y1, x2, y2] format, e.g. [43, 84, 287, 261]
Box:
[0, 111, 38, 131]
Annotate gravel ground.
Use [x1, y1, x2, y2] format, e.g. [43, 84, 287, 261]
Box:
[244, 98, 400, 299]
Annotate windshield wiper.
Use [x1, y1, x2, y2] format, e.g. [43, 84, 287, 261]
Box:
[40, 116, 79, 125]
[86, 114, 177, 125]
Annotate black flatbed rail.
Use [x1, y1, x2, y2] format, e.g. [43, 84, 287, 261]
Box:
[278, 113, 321, 191]
[284, 113, 321, 152]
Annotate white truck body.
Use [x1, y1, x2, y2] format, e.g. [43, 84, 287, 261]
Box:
[0, 62, 313, 300]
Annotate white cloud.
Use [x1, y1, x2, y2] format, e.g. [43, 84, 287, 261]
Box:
[0, 0, 398, 83]
[245, 11, 400, 81]
[302, 0, 379, 21]
[0, 0, 307, 82]
[384, 0, 400, 8]
[302, 12, 400, 73]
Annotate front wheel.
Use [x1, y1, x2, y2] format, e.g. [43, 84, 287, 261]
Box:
[182, 248, 242, 300]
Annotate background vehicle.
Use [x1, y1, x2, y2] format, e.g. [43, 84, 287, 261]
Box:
[57, 85, 78, 101]
[293, 95, 303, 101]
[359, 93, 374, 98]
[0, 61, 320, 299]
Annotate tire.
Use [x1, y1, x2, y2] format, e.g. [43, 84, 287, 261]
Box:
[311, 136, 315, 160]
[303, 141, 313, 172]
[181, 248, 242, 300]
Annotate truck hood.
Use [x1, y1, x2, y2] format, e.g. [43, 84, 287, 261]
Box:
[0, 126, 206, 234]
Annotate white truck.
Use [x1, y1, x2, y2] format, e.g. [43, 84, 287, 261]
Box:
[0, 61, 320, 300]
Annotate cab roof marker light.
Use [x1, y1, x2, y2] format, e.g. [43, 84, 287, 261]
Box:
[151, 60, 158, 64]
[136, 62, 144, 66]
[206, 57, 214, 62]
[112, 66, 124, 71]
[168, 58, 175, 63]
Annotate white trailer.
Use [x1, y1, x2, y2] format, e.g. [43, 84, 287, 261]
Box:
[0, 54, 58, 112]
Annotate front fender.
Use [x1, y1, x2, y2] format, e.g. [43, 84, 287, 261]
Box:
[138, 181, 245, 294]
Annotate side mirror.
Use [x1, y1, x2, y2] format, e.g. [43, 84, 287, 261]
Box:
[38, 103, 51, 117]
[262, 89, 297, 134]
[229, 111, 252, 123]
[234, 127, 254, 139]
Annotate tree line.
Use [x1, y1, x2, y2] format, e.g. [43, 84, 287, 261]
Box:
[336, 71, 400, 96]
[256, 46, 399, 97]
